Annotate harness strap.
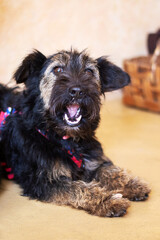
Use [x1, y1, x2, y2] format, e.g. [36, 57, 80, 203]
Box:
[0, 107, 16, 131]
[0, 107, 83, 171]
[37, 128, 83, 168]
[0, 107, 15, 179]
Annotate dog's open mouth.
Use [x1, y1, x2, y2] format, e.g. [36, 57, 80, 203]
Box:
[63, 104, 82, 126]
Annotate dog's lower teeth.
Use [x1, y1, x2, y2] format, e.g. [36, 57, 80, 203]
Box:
[75, 108, 80, 118]
[64, 113, 82, 126]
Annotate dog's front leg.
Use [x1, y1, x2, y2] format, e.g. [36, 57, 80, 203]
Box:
[95, 163, 151, 201]
[51, 180, 130, 217]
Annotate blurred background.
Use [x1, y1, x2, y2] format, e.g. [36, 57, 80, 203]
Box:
[1, 2, 160, 239]
[0, 0, 160, 93]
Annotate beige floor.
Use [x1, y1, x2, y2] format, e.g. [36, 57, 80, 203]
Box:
[0, 99, 160, 240]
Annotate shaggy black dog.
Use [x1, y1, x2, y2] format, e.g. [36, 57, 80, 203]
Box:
[0, 50, 150, 217]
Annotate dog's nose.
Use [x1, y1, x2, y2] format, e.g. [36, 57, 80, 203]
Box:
[69, 87, 83, 98]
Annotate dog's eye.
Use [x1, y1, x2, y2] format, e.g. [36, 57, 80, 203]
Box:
[54, 66, 64, 74]
[85, 68, 94, 76]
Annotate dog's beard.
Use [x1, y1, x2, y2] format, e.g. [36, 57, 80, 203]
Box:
[48, 93, 101, 139]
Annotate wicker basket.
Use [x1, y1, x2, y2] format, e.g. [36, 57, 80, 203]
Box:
[123, 40, 160, 112]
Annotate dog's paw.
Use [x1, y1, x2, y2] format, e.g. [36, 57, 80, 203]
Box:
[91, 192, 130, 217]
[105, 196, 130, 217]
[123, 177, 151, 201]
[105, 194, 130, 217]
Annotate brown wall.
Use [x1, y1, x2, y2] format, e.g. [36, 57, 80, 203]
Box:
[0, 0, 160, 85]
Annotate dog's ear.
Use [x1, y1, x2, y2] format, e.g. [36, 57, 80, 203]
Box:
[97, 57, 130, 93]
[13, 50, 47, 84]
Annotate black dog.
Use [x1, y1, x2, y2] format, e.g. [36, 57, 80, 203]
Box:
[0, 49, 150, 217]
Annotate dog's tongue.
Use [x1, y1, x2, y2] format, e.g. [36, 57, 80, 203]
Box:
[67, 104, 79, 118]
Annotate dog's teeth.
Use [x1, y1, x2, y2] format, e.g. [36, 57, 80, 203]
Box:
[75, 108, 80, 117]
[64, 113, 69, 122]
[64, 113, 82, 126]
[75, 114, 82, 123]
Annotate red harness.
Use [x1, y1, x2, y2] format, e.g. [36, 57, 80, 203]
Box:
[0, 108, 15, 179]
[37, 129, 83, 168]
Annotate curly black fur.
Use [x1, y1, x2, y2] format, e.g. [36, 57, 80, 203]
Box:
[0, 49, 149, 218]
